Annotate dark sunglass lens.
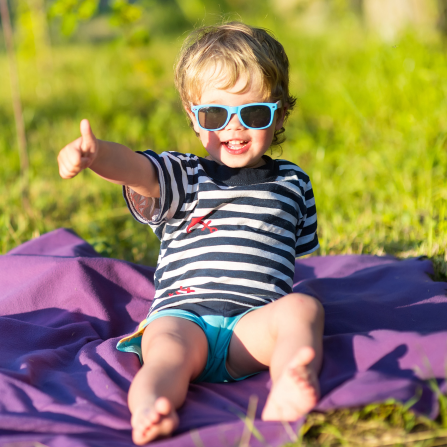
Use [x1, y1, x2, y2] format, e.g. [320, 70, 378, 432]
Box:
[240, 105, 271, 128]
[198, 106, 228, 130]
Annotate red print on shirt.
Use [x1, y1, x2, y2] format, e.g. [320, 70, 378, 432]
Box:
[168, 286, 195, 297]
[186, 216, 218, 233]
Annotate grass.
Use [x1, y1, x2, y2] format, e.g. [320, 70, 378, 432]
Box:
[232, 388, 447, 446]
[297, 400, 447, 446]
[1, 10, 447, 446]
[1, 24, 446, 267]
[232, 382, 447, 446]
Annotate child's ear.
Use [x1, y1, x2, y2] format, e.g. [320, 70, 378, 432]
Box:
[275, 104, 289, 131]
[185, 107, 201, 134]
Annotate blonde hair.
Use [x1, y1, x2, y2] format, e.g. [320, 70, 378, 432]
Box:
[175, 22, 296, 145]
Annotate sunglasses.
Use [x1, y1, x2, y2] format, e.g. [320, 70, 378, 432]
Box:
[190, 100, 282, 131]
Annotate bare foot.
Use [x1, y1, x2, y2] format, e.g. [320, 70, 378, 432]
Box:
[131, 397, 179, 445]
[262, 347, 320, 421]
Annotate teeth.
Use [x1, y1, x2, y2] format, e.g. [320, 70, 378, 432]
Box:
[225, 140, 248, 149]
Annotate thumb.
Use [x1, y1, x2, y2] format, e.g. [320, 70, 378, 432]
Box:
[80, 119, 96, 153]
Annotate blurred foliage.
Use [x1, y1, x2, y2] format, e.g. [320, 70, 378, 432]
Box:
[48, 0, 99, 36]
[41, 0, 274, 43]
[0, 0, 446, 270]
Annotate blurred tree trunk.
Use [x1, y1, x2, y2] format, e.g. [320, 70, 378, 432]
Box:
[438, 0, 447, 34]
[362, 0, 436, 40]
[0, 0, 29, 200]
[350, 0, 363, 16]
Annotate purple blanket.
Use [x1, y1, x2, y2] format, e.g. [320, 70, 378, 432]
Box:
[1, 228, 446, 446]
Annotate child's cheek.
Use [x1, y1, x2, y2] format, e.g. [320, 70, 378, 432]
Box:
[200, 131, 220, 149]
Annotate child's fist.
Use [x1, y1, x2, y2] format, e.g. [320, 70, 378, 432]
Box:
[58, 119, 98, 179]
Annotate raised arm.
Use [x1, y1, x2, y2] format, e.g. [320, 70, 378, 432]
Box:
[57, 119, 159, 198]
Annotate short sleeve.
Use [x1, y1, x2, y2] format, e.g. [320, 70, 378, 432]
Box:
[123, 150, 189, 231]
[295, 177, 319, 257]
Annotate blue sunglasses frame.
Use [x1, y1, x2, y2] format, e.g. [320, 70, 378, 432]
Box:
[190, 100, 282, 131]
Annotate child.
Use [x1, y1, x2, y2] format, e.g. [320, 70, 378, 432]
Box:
[57, 22, 324, 445]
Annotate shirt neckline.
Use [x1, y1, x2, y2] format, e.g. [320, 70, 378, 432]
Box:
[199, 155, 278, 186]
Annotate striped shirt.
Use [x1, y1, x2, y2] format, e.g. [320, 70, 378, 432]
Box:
[124, 151, 319, 318]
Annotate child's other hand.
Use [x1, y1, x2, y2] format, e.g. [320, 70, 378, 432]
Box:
[58, 119, 98, 179]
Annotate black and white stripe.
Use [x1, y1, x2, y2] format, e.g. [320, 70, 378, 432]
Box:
[124, 151, 319, 317]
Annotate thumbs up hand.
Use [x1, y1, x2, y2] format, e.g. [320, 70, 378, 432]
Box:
[57, 120, 160, 197]
[58, 119, 98, 179]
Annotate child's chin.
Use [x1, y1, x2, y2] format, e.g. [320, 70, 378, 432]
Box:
[220, 154, 249, 167]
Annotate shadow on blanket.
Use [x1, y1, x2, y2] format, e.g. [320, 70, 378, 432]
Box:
[0, 228, 446, 447]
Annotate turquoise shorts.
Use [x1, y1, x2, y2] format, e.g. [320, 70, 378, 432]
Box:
[116, 307, 260, 383]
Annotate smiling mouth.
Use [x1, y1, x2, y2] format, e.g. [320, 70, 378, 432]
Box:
[224, 140, 249, 150]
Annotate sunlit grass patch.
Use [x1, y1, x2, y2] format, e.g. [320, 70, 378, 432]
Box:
[1, 28, 446, 265]
[275, 381, 447, 446]
[296, 400, 447, 447]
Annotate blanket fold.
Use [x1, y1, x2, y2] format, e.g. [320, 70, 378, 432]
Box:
[0, 228, 446, 447]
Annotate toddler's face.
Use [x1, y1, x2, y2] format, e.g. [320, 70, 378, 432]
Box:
[187, 77, 286, 169]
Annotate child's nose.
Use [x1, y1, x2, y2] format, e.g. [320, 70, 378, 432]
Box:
[225, 113, 246, 130]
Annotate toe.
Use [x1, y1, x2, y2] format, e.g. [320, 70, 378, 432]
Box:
[290, 347, 315, 368]
[155, 397, 172, 416]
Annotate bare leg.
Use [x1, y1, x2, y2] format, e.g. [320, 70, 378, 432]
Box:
[227, 293, 324, 421]
[128, 317, 208, 445]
